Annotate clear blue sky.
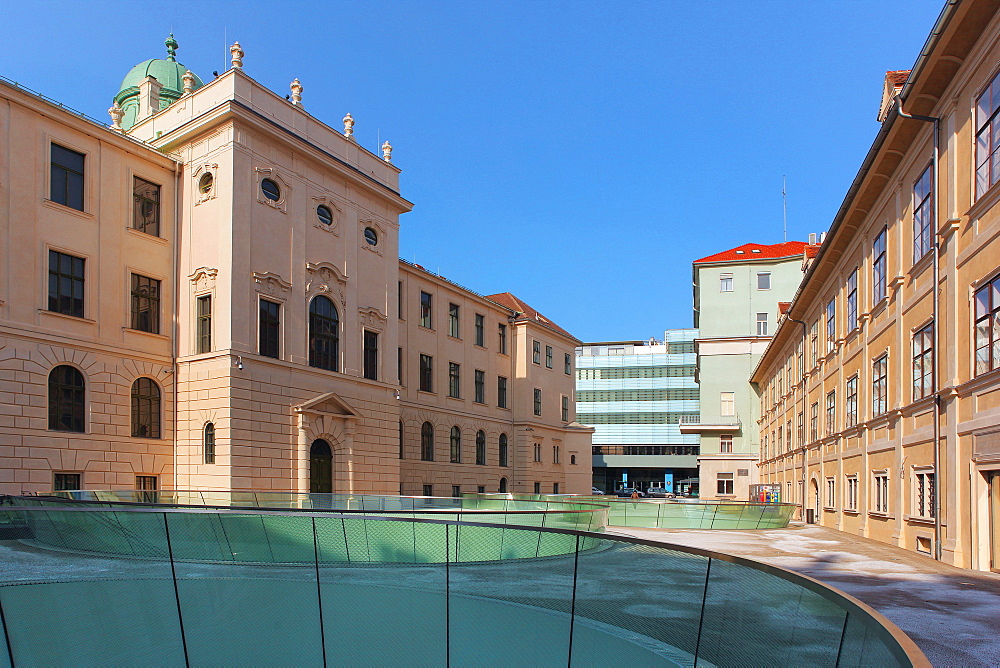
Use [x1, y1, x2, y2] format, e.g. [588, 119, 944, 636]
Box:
[1, 0, 944, 342]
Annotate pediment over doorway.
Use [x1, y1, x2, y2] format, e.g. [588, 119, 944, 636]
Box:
[294, 391, 362, 421]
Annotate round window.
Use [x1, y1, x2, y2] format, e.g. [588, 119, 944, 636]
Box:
[364, 227, 378, 246]
[198, 172, 214, 195]
[261, 178, 281, 201]
[317, 205, 333, 226]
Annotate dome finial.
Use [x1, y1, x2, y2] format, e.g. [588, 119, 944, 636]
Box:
[165, 33, 178, 62]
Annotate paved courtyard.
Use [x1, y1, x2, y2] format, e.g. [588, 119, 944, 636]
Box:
[612, 523, 1000, 666]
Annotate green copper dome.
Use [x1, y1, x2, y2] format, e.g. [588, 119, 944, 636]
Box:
[114, 34, 204, 131]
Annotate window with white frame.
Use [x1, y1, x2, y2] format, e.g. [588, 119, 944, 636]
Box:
[873, 227, 887, 303]
[873, 471, 889, 513]
[756, 312, 768, 336]
[720, 434, 733, 453]
[757, 272, 771, 290]
[810, 402, 818, 442]
[810, 321, 818, 366]
[914, 468, 935, 519]
[845, 375, 858, 428]
[797, 412, 804, 445]
[786, 419, 793, 451]
[974, 276, 1000, 376]
[846, 269, 858, 332]
[976, 70, 1000, 198]
[720, 392, 735, 417]
[872, 355, 888, 416]
[825, 477, 835, 508]
[826, 390, 836, 436]
[720, 273, 733, 292]
[913, 166, 933, 263]
[845, 475, 858, 511]
[826, 299, 836, 350]
[717, 472, 734, 495]
[912, 322, 933, 400]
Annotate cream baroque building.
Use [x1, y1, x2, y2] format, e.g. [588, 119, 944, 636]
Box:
[754, 0, 1000, 570]
[0, 37, 593, 496]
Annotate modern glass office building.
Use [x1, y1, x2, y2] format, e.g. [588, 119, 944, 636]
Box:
[576, 330, 700, 495]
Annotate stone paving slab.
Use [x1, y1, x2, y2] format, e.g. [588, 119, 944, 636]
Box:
[611, 524, 1000, 667]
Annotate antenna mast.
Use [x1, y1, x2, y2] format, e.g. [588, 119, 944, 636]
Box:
[782, 175, 787, 242]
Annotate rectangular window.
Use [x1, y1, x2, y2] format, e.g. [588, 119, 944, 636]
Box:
[873, 472, 889, 514]
[419, 354, 433, 392]
[914, 469, 936, 519]
[720, 273, 733, 292]
[132, 177, 161, 236]
[913, 165, 933, 263]
[552, 445, 560, 464]
[534, 482, 541, 494]
[54, 472, 82, 491]
[478, 485, 486, 494]
[720, 434, 733, 453]
[449, 303, 460, 338]
[419, 291, 433, 328]
[810, 321, 818, 366]
[533, 340, 541, 364]
[756, 312, 768, 336]
[797, 412, 804, 445]
[498, 323, 507, 354]
[533, 388, 542, 416]
[561, 395, 569, 422]
[777, 427, 782, 453]
[136, 475, 158, 491]
[846, 476, 858, 511]
[398, 281, 403, 319]
[498, 376, 508, 408]
[976, 70, 1000, 198]
[873, 355, 888, 416]
[786, 419, 793, 451]
[196, 295, 212, 354]
[448, 362, 461, 398]
[757, 272, 771, 290]
[846, 375, 858, 428]
[720, 392, 735, 417]
[553, 483, 560, 494]
[130, 274, 161, 334]
[48, 250, 85, 318]
[545, 345, 553, 368]
[533, 443, 542, 462]
[452, 485, 461, 498]
[826, 390, 836, 436]
[913, 322, 934, 400]
[873, 227, 887, 303]
[717, 473, 734, 495]
[50, 143, 84, 211]
[974, 277, 1000, 375]
[423, 484, 433, 497]
[474, 369, 485, 403]
[363, 330, 379, 380]
[258, 299, 280, 358]
[810, 402, 819, 442]
[474, 313, 485, 346]
[826, 477, 836, 508]
[846, 269, 858, 332]
[564, 353, 572, 375]
[826, 299, 836, 350]
[397, 347, 403, 384]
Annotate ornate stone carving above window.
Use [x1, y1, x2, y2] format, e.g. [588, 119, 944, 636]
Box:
[255, 167, 288, 212]
[193, 164, 218, 205]
[311, 195, 342, 235]
[360, 219, 386, 256]
[358, 307, 387, 332]
[253, 271, 292, 300]
[189, 267, 218, 294]
[305, 262, 348, 309]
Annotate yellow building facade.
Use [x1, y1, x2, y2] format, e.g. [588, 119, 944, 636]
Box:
[0, 39, 592, 496]
[754, 0, 1000, 570]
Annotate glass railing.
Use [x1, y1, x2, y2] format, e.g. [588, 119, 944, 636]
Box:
[0, 505, 925, 667]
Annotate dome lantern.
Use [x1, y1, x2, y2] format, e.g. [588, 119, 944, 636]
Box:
[113, 34, 204, 131]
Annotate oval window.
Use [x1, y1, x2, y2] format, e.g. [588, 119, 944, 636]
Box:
[198, 172, 214, 194]
[261, 178, 281, 201]
[364, 227, 378, 246]
[317, 205, 333, 226]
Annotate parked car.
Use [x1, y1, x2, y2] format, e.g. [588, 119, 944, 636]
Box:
[591, 487, 605, 495]
[646, 486, 675, 498]
[615, 488, 646, 498]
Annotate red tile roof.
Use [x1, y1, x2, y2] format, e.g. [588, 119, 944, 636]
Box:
[485, 292, 577, 341]
[885, 70, 911, 86]
[805, 244, 821, 259]
[693, 241, 809, 264]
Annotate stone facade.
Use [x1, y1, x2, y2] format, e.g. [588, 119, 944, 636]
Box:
[0, 46, 592, 496]
[754, 0, 1000, 570]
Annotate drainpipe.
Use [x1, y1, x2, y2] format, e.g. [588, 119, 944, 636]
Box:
[171, 159, 181, 492]
[896, 96, 941, 561]
[786, 317, 809, 521]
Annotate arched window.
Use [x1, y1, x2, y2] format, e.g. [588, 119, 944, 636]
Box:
[204, 422, 216, 464]
[499, 477, 508, 493]
[421, 422, 434, 461]
[476, 430, 486, 465]
[498, 433, 509, 467]
[398, 421, 404, 460]
[49, 365, 85, 432]
[310, 439, 333, 493]
[131, 378, 161, 438]
[309, 296, 339, 371]
[450, 426, 462, 463]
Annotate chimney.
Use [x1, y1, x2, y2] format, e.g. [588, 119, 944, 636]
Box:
[138, 76, 162, 121]
[808, 232, 817, 245]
